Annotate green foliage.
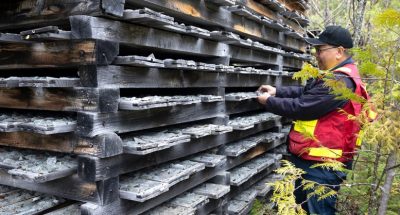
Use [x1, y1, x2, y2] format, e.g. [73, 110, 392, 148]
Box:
[359, 61, 386, 77]
[374, 9, 400, 30]
[393, 83, 400, 101]
[267, 160, 340, 215]
[301, 180, 316, 191]
[306, 184, 337, 202]
[310, 159, 347, 172]
[269, 160, 306, 215]
[323, 79, 367, 104]
[250, 200, 274, 215]
[337, 7, 400, 214]
[255, 5, 400, 215]
[363, 108, 400, 153]
[292, 63, 322, 83]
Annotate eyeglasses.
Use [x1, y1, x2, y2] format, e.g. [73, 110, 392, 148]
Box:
[311, 46, 338, 55]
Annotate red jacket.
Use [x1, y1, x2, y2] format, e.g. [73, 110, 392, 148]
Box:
[288, 63, 371, 162]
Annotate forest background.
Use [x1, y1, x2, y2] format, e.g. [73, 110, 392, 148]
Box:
[252, 0, 400, 214]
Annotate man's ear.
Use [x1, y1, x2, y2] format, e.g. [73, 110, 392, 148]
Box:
[336, 46, 345, 59]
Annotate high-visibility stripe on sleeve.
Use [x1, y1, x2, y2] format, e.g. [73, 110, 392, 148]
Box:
[308, 147, 343, 158]
[356, 129, 364, 146]
[293, 120, 318, 137]
[368, 110, 378, 120]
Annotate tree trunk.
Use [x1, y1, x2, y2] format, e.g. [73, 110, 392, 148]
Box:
[377, 150, 398, 215]
[345, 0, 352, 28]
[383, 0, 391, 8]
[368, 142, 381, 215]
[352, 0, 367, 47]
[323, 0, 330, 26]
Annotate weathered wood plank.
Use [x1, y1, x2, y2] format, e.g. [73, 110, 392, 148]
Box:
[0, 172, 118, 205]
[225, 139, 285, 169]
[0, 132, 75, 154]
[0, 77, 80, 88]
[229, 163, 279, 197]
[282, 36, 306, 52]
[241, 0, 279, 20]
[274, 0, 308, 13]
[125, 0, 306, 52]
[0, 0, 125, 30]
[78, 64, 291, 88]
[0, 40, 118, 69]
[70, 15, 227, 57]
[0, 33, 25, 43]
[283, 55, 304, 69]
[225, 99, 264, 115]
[77, 119, 279, 181]
[78, 133, 227, 181]
[80, 153, 280, 214]
[80, 63, 293, 88]
[82, 166, 224, 215]
[223, 73, 275, 87]
[242, 0, 307, 32]
[77, 132, 123, 158]
[0, 187, 66, 215]
[0, 132, 122, 158]
[222, 73, 297, 89]
[0, 87, 119, 113]
[0, 114, 76, 135]
[197, 196, 229, 215]
[229, 45, 279, 65]
[70, 16, 281, 65]
[10, 167, 77, 184]
[44, 203, 82, 215]
[79, 66, 222, 88]
[77, 102, 225, 137]
[126, 0, 280, 41]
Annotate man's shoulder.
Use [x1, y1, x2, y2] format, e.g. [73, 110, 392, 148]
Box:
[334, 73, 356, 92]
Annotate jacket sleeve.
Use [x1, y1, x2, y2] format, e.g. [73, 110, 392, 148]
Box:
[276, 86, 304, 98]
[265, 78, 354, 120]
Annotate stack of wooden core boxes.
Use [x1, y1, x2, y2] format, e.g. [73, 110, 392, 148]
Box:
[0, 0, 310, 214]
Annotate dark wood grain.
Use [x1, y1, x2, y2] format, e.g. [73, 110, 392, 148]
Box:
[77, 102, 225, 137]
[0, 87, 119, 112]
[0, 0, 124, 30]
[0, 40, 118, 69]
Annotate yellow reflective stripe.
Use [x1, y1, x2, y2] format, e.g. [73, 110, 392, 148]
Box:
[356, 129, 364, 146]
[368, 110, 378, 120]
[308, 148, 343, 158]
[293, 120, 318, 137]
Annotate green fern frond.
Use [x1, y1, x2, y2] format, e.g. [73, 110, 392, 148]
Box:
[374, 9, 400, 30]
[310, 160, 346, 171]
[292, 63, 323, 83]
[296, 205, 307, 215]
[307, 192, 316, 199]
[302, 181, 317, 191]
[317, 189, 337, 201]
[313, 185, 329, 196]
[323, 79, 367, 104]
[359, 61, 386, 77]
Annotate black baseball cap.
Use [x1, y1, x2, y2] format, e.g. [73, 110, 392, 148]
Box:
[305, 25, 353, 48]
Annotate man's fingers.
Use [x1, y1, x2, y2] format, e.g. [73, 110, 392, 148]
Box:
[258, 85, 268, 92]
[257, 93, 271, 105]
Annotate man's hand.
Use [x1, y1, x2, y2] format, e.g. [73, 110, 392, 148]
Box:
[257, 85, 276, 96]
[257, 93, 271, 105]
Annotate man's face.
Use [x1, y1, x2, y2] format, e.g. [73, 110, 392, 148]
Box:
[313, 45, 339, 70]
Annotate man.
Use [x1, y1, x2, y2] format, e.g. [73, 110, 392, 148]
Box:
[257, 26, 371, 214]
